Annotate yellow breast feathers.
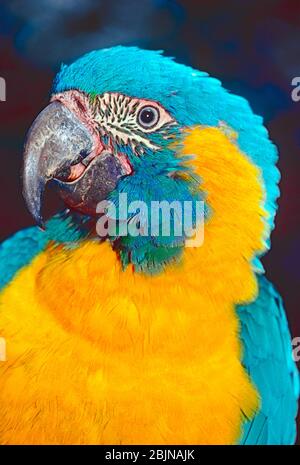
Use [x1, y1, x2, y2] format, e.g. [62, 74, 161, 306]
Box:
[0, 126, 267, 444]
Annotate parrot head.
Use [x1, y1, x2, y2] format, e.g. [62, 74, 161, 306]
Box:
[23, 47, 203, 224]
[22, 46, 279, 272]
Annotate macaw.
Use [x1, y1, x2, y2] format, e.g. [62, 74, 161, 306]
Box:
[0, 46, 298, 445]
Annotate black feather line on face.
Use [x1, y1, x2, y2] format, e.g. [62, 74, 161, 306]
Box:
[88, 91, 178, 154]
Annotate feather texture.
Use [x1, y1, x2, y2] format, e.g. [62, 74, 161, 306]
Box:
[0, 47, 298, 444]
[238, 276, 299, 444]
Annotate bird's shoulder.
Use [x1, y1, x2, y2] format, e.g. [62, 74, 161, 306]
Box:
[0, 213, 87, 291]
[0, 226, 47, 290]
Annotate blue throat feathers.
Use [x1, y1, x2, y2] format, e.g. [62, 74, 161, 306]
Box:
[106, 139, 207, 273]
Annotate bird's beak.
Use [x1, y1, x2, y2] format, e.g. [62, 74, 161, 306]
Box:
[23, 101, 130, 227]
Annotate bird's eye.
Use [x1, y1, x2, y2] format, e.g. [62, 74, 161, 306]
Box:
[137, 106, 160, 129]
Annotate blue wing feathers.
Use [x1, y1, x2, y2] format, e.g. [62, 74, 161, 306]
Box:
[238, 275, 299, 444]
[0, 227, 47, 290]
[0, 213, 88, 291]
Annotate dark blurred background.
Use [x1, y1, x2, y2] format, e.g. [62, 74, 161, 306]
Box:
[0, 0, 299, 442]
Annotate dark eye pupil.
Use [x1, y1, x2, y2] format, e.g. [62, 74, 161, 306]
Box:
[138, 106, 159, 128]
[140, 109, 154, 123]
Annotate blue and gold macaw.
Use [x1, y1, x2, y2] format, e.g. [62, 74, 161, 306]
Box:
[0, 47, 298, 444]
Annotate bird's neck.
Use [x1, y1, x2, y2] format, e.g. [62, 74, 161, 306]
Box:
[47, 125, 268, 280]
[112, 125, 268, 275]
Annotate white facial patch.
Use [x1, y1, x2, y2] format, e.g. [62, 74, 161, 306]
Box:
[91, 92, 178, 152]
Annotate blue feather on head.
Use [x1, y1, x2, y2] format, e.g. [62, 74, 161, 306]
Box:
[53, 45, 280, 245]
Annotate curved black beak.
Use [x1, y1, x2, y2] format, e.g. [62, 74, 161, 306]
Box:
[22, 101, 128, 227]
